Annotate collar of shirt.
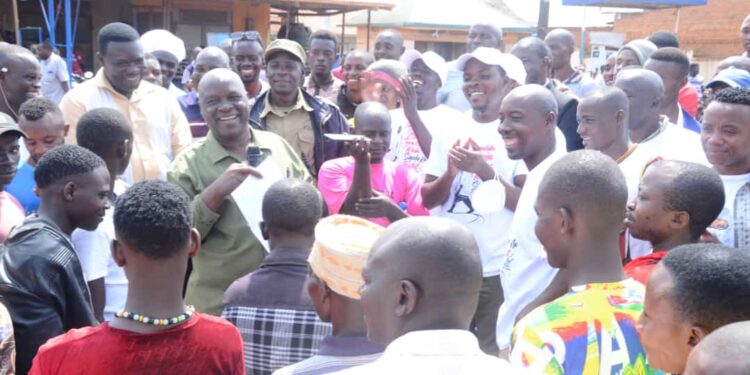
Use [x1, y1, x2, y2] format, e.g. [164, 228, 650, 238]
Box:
[92, 68, 156, 102]
[260, 247, 311, 268]
[317, 335, 384, 357]
[383, 330, 484, 357]
[202, 129, 256, 165]
[260, 89, 313, 118]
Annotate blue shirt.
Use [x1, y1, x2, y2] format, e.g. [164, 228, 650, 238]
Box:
[5, 162, 38, 214]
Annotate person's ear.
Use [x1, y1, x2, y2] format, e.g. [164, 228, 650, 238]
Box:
[680, 76, 689, 90]
[260, 221, 269, 240]
[670, 211, 690, 231]
[116, 139, 129, 160]
[652, 94, 663, 109]
[546, 111, 557, 128]
[62, 124, 70, 137]
[395, 279, 418, 317]
[63, 181, 77, 202]
[111, 239, 126, 267]
[559, 206, 574, 236]
[187, 228, 201, 259]
[688, 324, 710, 347]
[307, 278, 332, 321]
[97, 52, 104, 67]
[615, 109, 626, 125]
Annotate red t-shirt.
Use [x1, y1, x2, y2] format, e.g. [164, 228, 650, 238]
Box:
[623, 250, 669, 285]
[30, 313, 245, 375]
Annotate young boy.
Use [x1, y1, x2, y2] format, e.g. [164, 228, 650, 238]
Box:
[510, 150, 655, 373]
[30, 180, 245, 374]
[317, 102, 426, 227]
[0, 144, 109, 374]
[624, 159, 725, 284]
[72, 108, 133, 322]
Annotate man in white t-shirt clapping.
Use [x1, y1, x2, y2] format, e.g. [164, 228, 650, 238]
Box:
[421, 47, 526, 356]
[701, 87, 750, 249]
[37, 41, 69, 104]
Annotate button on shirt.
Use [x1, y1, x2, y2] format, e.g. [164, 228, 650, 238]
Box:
[60, 70, 193, 184]
[261, 90, 316, 172]
[334, 330, 516, 374]
[304, 75, 344, 103]
[168, 130, 312, 315]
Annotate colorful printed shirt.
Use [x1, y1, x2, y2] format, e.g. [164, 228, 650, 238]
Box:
[511, 278, 659, 374]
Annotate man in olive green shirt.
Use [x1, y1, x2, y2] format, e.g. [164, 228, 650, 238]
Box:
[168, 68, 311, 315]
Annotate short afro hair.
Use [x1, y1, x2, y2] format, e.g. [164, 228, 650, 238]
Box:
[114, 180, 192, 259]
[262, 179, 322, 236]
[648, 47, 690, 77]
[309, 29, 338, 51]
[713, 87, 750, 108]
[662, 244, 750, 332]
[98, 22, 140, 55]
[652, 160, 725, 240]
[34, 144, 106, 189]
[18, 97, 62, 121]
[648, 31, 680, 48]
[76, 108, 132, 156]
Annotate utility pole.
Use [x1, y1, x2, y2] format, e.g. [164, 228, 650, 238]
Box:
[537, 0, 550, 38]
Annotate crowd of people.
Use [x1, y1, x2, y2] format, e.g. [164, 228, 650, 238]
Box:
[0, 12, 748, 375]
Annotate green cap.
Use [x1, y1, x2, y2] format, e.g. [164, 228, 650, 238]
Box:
[264, 39, 307, 66]
[0, 112, 27, 138]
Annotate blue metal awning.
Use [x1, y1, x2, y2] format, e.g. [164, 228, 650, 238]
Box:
[562, 0, 706, 8]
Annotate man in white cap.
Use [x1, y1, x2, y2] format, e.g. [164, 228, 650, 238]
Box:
[421, 47, 526, 356]
[274, 214, 385, 374]
[141, 29, 187, 98]
[60, 22, 191, 184]
[438, 23, 504, 112]
[385, 49, 464, 174]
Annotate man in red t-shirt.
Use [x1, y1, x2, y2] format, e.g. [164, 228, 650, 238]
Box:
[624, 159, 724, 284]
[30, 180, 245, 375]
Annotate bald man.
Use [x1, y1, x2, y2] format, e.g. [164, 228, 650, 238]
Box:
[337, 217, 514, 374]
[545, 28, 599, 98]
[512, 36, 583, 151]
[511, 150, 656, 374]
[685, 321, 750, 375]
[178, 46, 231, 131]
[373, 29, 405, 61]
[496, 85, 568, 353]
[577, 87, 652, 201]
[0, 44, 41, 120]
[715, 55, 750, 75]
[168, 68, 311, 315]
[439, 23, 505, 111]
[741, 14, 750, 57]
[614, 68, 708, 165]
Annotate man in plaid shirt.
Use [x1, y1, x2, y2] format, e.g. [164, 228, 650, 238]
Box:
[222, 179, 331, 374]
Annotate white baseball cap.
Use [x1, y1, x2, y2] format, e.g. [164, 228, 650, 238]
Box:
[141, 29, 186, 62]
[456, 47, 527, 85]
[400, 50, 448, 85]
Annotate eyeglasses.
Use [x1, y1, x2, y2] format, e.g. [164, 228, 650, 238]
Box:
[230, 31, 261, 42]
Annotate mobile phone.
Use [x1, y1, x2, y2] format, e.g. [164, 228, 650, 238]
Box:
[324, 133, 370, 142]
[247, 146, 269, 167]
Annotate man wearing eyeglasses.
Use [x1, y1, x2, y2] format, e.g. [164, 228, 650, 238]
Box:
[250, 39, 350, 176]
[231, 31, 269, 107]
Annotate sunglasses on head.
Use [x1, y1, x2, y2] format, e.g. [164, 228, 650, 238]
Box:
[230, 31, 261, 42]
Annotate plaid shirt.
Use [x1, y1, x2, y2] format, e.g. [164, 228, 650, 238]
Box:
[222, 306, 331, 375]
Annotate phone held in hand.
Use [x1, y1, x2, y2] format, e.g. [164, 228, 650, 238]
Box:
[324, 133, 370, 142]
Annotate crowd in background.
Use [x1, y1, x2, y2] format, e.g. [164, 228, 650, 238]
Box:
[0, 11, 749, 375]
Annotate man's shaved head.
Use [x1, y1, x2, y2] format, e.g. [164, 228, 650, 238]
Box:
[614, 68, 664, 131]
[360, 217, 482, 347]
[467, 23, 504, 52]
[507, 84, 558, 117]
[581, 86, 630, 114]
[685, 321, 750, 375]
[545, 28, 575, 49]
[197, 67, 242, 95]
[262, 178, 322, 236]
[577, 87, 629, 154]
[541, 150, 627, 229]
[374, 29, 405, 61]
[196, 46, 230, 67]
[354, 101, 391, 128]
[716, 56, 750, 74]
[499, 85, 558, 167]
[545, 29, 576, 70]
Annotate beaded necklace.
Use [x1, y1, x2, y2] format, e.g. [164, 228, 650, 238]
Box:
[115, 306, 195, 326]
